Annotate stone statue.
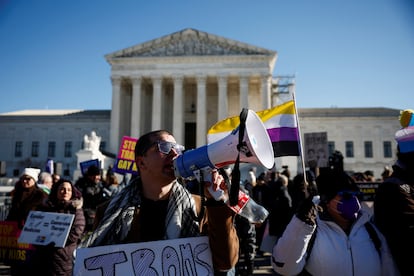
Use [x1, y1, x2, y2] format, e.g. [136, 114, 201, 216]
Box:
[83, 131, 101, 152]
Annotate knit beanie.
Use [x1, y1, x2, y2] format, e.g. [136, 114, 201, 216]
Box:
[316, 169, 359, 202]
[22, 168, 41, 182]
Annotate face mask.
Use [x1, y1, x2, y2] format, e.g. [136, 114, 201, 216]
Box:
[333, 193, 361, 221]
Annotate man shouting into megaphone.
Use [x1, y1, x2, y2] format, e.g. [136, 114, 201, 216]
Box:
[81, 130, 239, 275]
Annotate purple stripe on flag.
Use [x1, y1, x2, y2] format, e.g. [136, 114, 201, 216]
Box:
[267, 127, 299, 142]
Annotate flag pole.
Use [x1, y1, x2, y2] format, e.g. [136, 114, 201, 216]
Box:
[291, 84, 309, 193]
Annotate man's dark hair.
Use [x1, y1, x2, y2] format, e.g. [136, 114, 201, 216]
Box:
[329, 150, 344, 172]
[134, 130, 173, 157]
[87, 165, 101, 176]
[316, 169, 358, 203]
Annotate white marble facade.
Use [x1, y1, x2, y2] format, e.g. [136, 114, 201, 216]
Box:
[105, 28, 277, 153]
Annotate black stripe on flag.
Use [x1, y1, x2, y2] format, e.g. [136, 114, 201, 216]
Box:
[272, 141, 300, 157]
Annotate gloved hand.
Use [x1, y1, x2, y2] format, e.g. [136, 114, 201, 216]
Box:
[296, 196, 319, 225]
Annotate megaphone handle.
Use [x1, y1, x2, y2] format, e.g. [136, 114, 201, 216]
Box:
[229, 108, 248, 206]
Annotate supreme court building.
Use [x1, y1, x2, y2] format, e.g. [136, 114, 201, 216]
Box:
[0, 28, 401, 180]
[106, 28, 279, 153]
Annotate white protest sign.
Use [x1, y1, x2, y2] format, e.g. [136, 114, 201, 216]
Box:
[73, 236, 213, 276]
[18, 211, 74, 248]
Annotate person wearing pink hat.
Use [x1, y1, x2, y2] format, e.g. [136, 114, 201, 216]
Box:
[374, 109, 414, 276]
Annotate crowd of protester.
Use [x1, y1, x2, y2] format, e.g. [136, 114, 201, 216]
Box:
[232, 112, 414, 276]
[2, 109, 414, 276]
[230, 145, 414, 276]
[2, 165, 125, 276]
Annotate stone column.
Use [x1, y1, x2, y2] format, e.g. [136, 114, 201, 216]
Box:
[262, 75, 272, 110]
[173, 76, 184, 143]
[109, 77, 122, 154]
[152, 77, 162, 130]
[130, 77, 142, 138]
[217, 75, 228, 121]
[240, 76, 249, 109]
[196, 75, 207, 146]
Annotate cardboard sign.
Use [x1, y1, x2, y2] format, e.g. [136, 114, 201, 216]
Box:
[0, 221, 35, 263]
[357, 182, 379, 201]
[304, 132, 329, 168]
[73, 236, 213, 275]
[80, 159, 100, 176]
[114, 136, 139, 175]
[18, 211, 74, 247]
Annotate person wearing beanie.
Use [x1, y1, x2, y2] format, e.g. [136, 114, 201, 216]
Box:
[21, 167, 40, 182]
[6, 167, 48, 275]
[272, 152, 399, 276]
[74, 164, 107, 233]
[7, 168, 46, 227]
[374, 109, 414, 276]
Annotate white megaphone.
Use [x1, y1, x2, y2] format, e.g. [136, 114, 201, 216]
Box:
[174, 109, 274, 180]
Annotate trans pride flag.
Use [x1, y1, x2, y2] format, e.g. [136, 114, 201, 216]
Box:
[207, 100, 300, 157]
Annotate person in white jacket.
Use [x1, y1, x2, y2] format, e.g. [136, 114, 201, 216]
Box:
[272, 156, 400, 276]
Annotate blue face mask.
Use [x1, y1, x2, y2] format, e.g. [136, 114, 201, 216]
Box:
[334, 192, 361, 221]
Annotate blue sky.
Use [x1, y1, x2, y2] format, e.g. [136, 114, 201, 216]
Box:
[0, 0, 413, 114]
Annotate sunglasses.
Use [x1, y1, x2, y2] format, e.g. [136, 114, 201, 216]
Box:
[21, 176, 33, 181]
[153, 141, 185, 155]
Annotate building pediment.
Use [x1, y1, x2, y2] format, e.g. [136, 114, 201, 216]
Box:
[106, 28, 276, 59]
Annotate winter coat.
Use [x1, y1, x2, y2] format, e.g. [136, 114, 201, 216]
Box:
[74, 176, 107, 231]
[32, 200, 86, 276]
[74, 177, 107, 210]
[81, 178, 239, 272]
[6, 184, 48, 276]
[272, 209, 399, 276]
[6, 183, 48, 229]
[267, 183, 293, 237]
[374, 162, 414, 276]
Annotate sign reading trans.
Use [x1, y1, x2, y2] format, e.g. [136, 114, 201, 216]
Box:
[74, 236, 213, 275]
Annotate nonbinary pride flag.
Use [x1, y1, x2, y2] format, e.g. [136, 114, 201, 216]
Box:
[207, 100, 300, 157]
